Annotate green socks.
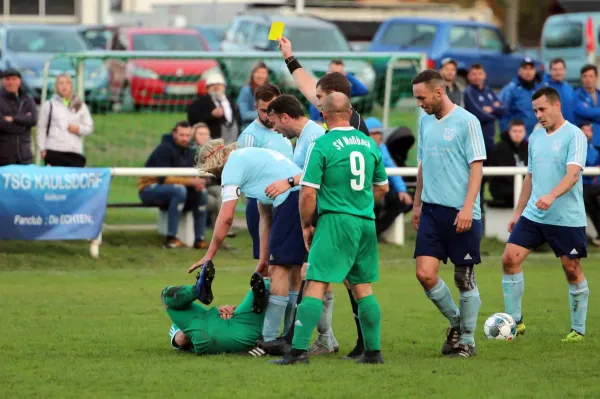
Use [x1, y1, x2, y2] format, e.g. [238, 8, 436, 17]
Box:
[357, 294, 381, 351]
[291, 296, 323, 351]
[161, 285, 197, 310]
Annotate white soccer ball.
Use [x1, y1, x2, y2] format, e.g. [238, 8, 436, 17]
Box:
[483, 312, 517, 340]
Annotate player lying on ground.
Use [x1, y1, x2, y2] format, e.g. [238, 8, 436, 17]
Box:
[412, 70, 486, 358]
[163, 265, 270, 355]
[188, 139, 306, 355]
[502, 87, 590, 342]
[271, 93, 388, 365]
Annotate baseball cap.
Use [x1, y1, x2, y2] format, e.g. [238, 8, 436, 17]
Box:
[205, 73, 226, 87]
[520, 57, 535, 68]
[2, 68, 21, 79]
[440, 58, 457, 67]
[365, 117, 383, 134]
[169, 324, 182, 350]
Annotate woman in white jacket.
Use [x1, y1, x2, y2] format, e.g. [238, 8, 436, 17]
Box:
[37, 73, 94, 167]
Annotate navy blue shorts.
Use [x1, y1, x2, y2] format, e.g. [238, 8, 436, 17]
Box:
[414, 203, 483, 265]
[508, 216, 587, 259]
[245, 197, 260, 260]
[270, 190, 306, 266]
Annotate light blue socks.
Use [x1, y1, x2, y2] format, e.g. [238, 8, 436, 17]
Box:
[262, 295, 288, 342]
[282, 290, 299, 336]
[425, 279, 460, 328]
[569, 279, 589, 335]
[502, 272, 524, 322]
[459, 286, 481, 345]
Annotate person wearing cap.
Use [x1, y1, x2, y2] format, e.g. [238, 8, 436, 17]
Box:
[365, 117, 412, 238]
[187, 73, 241, 143]
[542, 58, 576, 124]
[498, 57, 543, 136]
[439, 58, 463, 107]
[0, 68, 37, 167]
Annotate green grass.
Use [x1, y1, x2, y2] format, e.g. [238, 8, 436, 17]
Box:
[1, 223, 599, 398]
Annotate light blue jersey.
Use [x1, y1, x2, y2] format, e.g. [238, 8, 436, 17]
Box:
[221, 147, 301, 207]
[292, 120, 326, 168]
[417, 106, 487, 219]
[236, 120, 293, 160]
[523, 122, 587, 227]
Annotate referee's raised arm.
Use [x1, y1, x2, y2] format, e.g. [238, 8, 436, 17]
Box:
[278, 37, 319, 107]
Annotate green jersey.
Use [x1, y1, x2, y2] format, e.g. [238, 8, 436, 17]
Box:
[300, 127, 388, 219]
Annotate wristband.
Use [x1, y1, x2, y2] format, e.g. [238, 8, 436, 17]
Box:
[286, 56, 302, 74]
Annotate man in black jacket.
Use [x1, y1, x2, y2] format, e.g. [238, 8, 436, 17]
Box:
[488, 119, 529, 207]
[0, 68, 37, 167]
[187, 74, 241, 142]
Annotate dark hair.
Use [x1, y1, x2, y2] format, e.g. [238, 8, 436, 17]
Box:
[330, 59, 344, 66]
[249, 62, 269, 90]
[532, 86, 561, 103]
[316, 72, 351, 98]
[581, 64, 598, 76]
[411, 69, 445, 87]
[267, 94, 304, 119]
[550, 58, 566, 68]
[254, 83, 281, 103]
[469, 63, 484, 71]
[579, 122, 592, 129]
[173, 121, 190, 131]
[508, 119, 525, 130]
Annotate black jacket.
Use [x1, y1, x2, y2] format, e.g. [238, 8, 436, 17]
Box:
[187, 94, 242, 139]
[0, 88, 37, 166]
[489, 133, 528, 206]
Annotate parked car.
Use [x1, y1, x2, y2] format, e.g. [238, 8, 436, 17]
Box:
[221, 13, 376, 113]
[190, 24, 227, 51]
[0, 24, 110, 111]
[541, 13, 600, 86]
[78, 25, 119, 51]
[369, 17, 544, 104]
[102, 27, 222, 110]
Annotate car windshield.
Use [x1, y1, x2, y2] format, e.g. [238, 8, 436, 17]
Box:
[379, 23, 438, 48]
[132, 33, 206, 51]
[82, 29, 113, 50]
[7, 29, 89, 53]
[201, 28, 225, 49]
[274, 26, 350, 52]
[544, 21, 583, 49]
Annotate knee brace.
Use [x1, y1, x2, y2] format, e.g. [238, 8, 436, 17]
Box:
[454, 264, 476, 293]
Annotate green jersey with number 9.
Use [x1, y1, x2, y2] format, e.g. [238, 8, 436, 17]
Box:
[300, 127, 388, 219]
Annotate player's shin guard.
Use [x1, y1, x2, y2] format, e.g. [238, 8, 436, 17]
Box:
[161, 285, 197, 310]
[569, 279, 589, 335]
[458, 286, 481, 345]
[262, 295, 288, 342]
[502, 272, 524, 322]
[283, 290, 299, 336]
[316, 291, 334, 342]
[425, 279, 460, 328]
[291, 296, 323, 351]
[348, 289, 365, 348]
[357, 295, 381, 351]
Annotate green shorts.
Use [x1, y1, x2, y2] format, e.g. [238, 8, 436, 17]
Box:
[306, 213, 379, 284]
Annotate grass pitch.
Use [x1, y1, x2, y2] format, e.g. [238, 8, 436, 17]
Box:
[1, 225, 600, 398]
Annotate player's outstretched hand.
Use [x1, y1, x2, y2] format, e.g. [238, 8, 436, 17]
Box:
[454, 208, 473, 233]
[189, 255, 210, 273]
[411, 206, 421, 231]
[302, 226, 315, 251]
[278, 37, 293, 59]
[535, 193, 556, 211]
[265, 179, 290, 199]
[507, 213, 520, 233]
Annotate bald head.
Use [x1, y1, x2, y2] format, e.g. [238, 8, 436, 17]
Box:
[322, 92, 352, 129]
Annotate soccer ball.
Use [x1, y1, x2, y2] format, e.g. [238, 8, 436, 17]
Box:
[483, 313, 517, 340]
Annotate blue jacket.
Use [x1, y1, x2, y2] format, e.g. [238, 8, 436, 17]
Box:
[584, 143, 600, 185]
[379, 143, 406, 193]
[498, 77, 544, 136]
[309, 73, 369, 121]
[574, 87, 600, 148]
[542, 74, 576, 123]
[236, 85, 257, 130]
[463, 84, 506, 144]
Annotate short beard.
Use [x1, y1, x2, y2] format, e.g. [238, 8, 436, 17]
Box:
[259, 116, 273, 129]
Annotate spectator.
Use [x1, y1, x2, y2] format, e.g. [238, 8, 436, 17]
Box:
[309, 59, 368, 123]
[488, 119, 529, 207]
[0, 68, 37, 167]
[580, 122, 600, 246]
[236, 62, 269, 130]
[463, 63, 506, 154]
[574, 64, 600, 151]
[439, 57, 463, 106]
[542, 58, 576, 123]
[37, 73, 94, 167]
[137, 121, 208, 249]
[191, 122, 211, 148]
[187, 73, 241, 143]
[498, 57, 543, 136]
[365, 117, 412, 238]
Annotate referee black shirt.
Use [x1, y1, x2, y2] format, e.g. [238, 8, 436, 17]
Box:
[323, 109, 369, 136]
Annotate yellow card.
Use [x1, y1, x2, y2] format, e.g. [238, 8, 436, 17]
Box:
[268, 22, 285, 41]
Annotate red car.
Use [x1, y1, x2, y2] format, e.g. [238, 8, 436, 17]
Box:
[102, 27, 220, 108]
